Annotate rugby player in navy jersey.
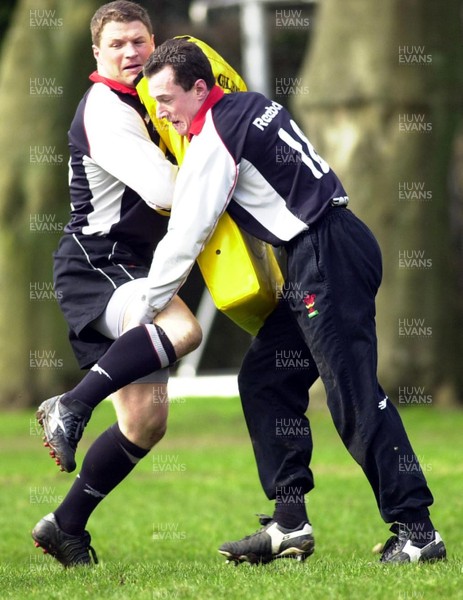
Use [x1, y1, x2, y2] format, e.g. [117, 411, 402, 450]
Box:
[139, 38, 446, 565]
[31, 2, 202, 567]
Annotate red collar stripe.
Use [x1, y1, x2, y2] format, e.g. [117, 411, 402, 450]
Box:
[188, 85, 225, 139]
[89, 71, 139, 97]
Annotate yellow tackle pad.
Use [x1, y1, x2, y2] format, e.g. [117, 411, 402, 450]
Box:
[197, 212, 284, 335]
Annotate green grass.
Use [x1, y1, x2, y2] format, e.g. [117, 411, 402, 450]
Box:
[0, 398, 462, 599]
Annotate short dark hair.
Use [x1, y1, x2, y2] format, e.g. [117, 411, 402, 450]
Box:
[91, 1, 152, 46]
[144, 38, 216, 91]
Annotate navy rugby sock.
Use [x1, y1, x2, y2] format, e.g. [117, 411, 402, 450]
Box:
[273, 496, 309, 530]
[61, 324, 176, 411]
[54, 423, 148, 535]
[402, 518, 436, 547]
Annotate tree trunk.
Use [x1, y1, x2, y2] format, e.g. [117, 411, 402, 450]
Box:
[0, 0, 101, 406]
[293, 0, 463, 405]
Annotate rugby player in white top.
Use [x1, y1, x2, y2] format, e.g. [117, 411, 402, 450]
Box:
[139, 38, 446, 565]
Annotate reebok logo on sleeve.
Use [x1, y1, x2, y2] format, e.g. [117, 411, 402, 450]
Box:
[252, 101, 283, 131]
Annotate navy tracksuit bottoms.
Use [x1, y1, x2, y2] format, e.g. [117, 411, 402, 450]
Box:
[238, 207, 434, 523]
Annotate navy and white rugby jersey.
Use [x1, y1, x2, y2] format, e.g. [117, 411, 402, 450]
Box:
[144, 86, 348, 313]
[65, 76, 178, 261]
[209, 90, 348, 245]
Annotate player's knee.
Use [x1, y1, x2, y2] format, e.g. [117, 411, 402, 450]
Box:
[184, 317, 202, 354]
[139, 410, 168, 448]
[117, 389, 169, 449]
[172, 316, 202, 358]
[147, 417, 168, 446]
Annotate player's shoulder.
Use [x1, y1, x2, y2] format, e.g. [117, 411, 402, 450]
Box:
[212, 91, 279, 129]
[83, 82, 143, 129]
[215, 90, 274, 113]
[87, 82, 146, 114]
[85, 82, 125, 109]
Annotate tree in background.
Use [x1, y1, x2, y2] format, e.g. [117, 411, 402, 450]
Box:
[293, 0, 463, 405]
[0, 0, 101, 406]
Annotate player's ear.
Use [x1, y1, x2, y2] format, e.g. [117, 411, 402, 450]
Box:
[92, 45, 100, 61]
[194, 79, 209, 101]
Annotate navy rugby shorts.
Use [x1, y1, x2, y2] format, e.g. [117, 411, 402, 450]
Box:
[54, 233, 152, 370]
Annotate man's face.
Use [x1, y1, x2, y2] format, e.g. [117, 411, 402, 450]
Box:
[148, 66, 208, 136]
[93, 20, 154, 88]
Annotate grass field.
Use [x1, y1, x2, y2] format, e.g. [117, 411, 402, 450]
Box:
[0, 396, 462, 599]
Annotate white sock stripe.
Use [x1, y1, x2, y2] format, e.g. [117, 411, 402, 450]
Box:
[118, 444, 142, 465]
[144, 324, 170, 368]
